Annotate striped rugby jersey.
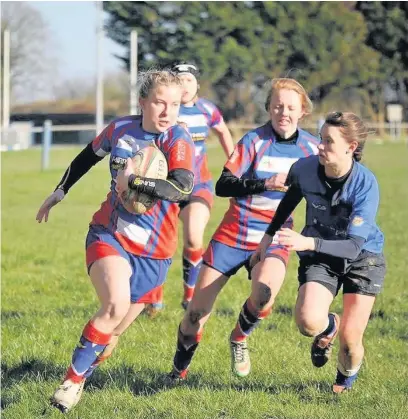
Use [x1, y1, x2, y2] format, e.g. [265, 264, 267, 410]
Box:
[177, 98, 223, 185]
[90, 115, 195, 259]
[212, 121, 319, 250]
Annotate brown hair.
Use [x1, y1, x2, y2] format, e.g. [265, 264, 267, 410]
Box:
[138, 69, 183, 99]
[265, 78, 313, 114]
[324, 112, 368, 162]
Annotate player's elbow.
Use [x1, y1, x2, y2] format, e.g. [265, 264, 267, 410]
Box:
[346, 236, 365, 260]
[180, 173, 194, 196]
[346, 247, 362, 261]
[167, 169, 194, 202]
[178, 192, 191, 203]
[215, 179, 229, 197]
[178, 182, 194, 201]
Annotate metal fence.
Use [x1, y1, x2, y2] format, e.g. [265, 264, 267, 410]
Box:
[1, 120, 407, 156]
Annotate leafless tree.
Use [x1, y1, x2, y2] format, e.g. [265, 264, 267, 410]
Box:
[1, 2, 59, 104]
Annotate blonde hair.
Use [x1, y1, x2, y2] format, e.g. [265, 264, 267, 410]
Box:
[324, 112, 368, 162]
[138, 69, 183, 99]
[265, 78, 313, 115]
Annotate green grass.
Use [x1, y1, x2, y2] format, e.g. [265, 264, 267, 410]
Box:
[2, 141, 408, 418]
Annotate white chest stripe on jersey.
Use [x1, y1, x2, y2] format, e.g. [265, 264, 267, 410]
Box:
[250, 196, 281, 211]
[178, 113, 208, 127]
[257, 156, 298, 174]
[117, 137, 133, 153]
[116, 217, 151, 245]
[246, 228, 279, 244]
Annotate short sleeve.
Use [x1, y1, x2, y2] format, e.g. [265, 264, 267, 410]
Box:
[347, 176, 380, 240]
[163, 126, 195, 172]
[209, 104, 223, 128]
[197, 99, 224, 128]
[224, 134, 255, 177]
[91, 123, 115, 157]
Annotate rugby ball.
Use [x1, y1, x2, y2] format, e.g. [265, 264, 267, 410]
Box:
[121, 144, 168, 214]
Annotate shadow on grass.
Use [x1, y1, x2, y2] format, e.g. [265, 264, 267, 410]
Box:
[182, 372, 333, 399]
[1, 310, 25, 321]
[1, 305, 97, 325]
[1, 358, 169, 397]
[1, 359, 65, 410]
[1, 357, 336, 411]
[274, 305, 293, 316]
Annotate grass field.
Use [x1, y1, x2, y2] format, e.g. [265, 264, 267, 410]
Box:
[2, 141, 408, 419]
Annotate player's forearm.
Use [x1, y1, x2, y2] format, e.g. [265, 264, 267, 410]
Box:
[215, 168, 266, 197]
[55, 143, 103, 194]
[218, 130, 234, 157]
[313, 235, 365, 260]
[128, 168, 194, 202]
[265, 186, 303, 236]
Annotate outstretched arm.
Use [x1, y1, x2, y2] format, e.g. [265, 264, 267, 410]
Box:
[277, 229, 366, 260]
[36, 143, 104, 223]
[265, 185, 304, 236]
[215, 168, 266, 197]
[212, 120, 234, 158]
[249, 184, 303, 266]
[55, 143, 104, 193]
[279, 175, 380, 260]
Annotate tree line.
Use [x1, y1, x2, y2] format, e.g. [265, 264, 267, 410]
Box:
[103, 1, 408, 123]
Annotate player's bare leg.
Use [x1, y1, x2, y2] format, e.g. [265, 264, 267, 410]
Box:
[170, 264, 228, 380]
[295, 282, 339, 369]
[230, 257, 286, 377]
[51, 256, 131, 413]
[333, 293, 375, 393]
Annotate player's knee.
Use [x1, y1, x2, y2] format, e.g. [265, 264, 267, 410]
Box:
[185, 238, 203, 250]
[340, 335, 364, 357]
[341, 342, 361, 358]
[296, 315, 323, 337]
[253, 283, 272, 309]
[188, 309, 206, 324]
[102, 301, 130, 324]
[185, 308, 208, 332]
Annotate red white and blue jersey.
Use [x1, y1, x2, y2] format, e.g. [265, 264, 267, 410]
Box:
[90, 115, 194, 260]
[177, 98, 223, 185]
[212, 122, 319, 250]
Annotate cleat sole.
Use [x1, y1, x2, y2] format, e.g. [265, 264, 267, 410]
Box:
[50, 400, 69, 414]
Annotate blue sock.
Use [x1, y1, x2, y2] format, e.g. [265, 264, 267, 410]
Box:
[65, 321, 111, 382]
[321, 313, 336, 336]
[71, 336, 107, 376]
[231, 299, 271, 341]
[335, 369, 359, 388]
[182, 248, 203, 288]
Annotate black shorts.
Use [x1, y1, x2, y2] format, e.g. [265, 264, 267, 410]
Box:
[298, 250, 386, 297]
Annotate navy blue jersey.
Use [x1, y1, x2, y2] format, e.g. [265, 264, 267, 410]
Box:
[288, 155, 384, 254]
